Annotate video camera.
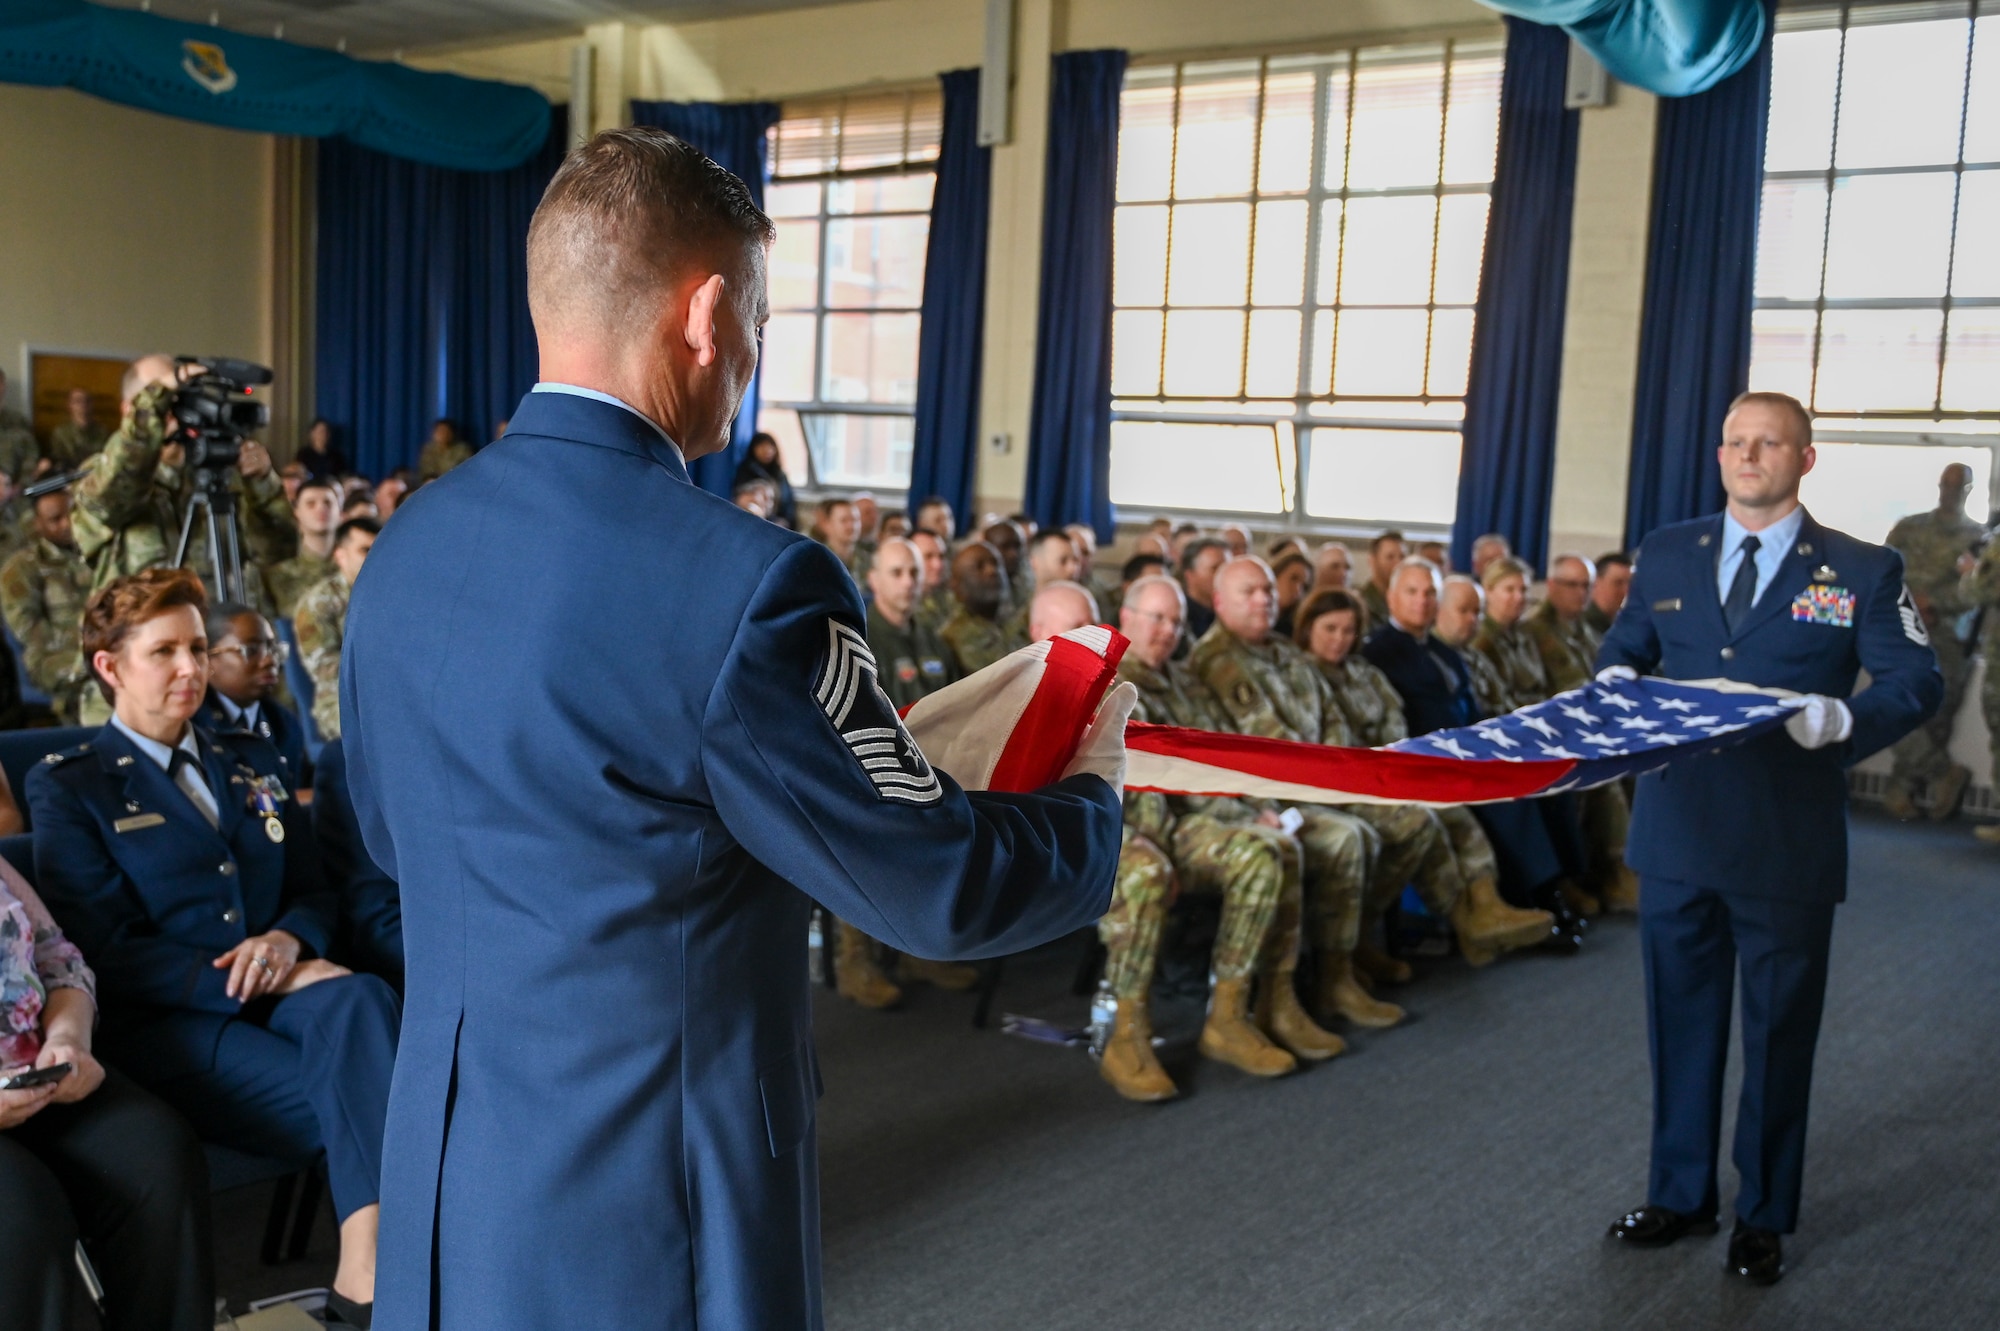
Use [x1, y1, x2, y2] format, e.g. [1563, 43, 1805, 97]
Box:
[168, 356, 272, 470]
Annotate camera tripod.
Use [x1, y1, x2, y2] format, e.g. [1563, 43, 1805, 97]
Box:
[174, 465, 251, 606]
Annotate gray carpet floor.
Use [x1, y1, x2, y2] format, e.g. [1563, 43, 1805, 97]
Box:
[215, 810, 2000, 1328]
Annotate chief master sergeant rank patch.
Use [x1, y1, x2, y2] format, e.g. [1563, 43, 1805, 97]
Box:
[815, 620, 944, 805]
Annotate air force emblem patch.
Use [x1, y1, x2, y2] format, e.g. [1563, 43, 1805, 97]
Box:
[815, 621, 942, 805]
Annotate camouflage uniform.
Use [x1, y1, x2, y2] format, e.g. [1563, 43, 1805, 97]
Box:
[864, 604, 958, 710]
[1316, 654, 1502, 892]
[1459, 641, 1515, 716]
[265, 549, 336, 619]
[1472, 615, 1551, 707]
[0, 536, 93, 723]
[1887, 508, 1984, 789]
[70, 386, 297, 607]
[1522, 601, 1631, 888]
[293, 573, 350, 739]
[45, 420, 108, 471]
[1583, 601, 1616, 639]
[0, 408, 38, 486]
[417, 437, 473, 482]
[1960, 540, 2000, 794]
[914, 585, 959, 634]
[939, 607, 1011, 676]
[1099, 657, 1303, 1000]
[1358, 580, 1390, 628]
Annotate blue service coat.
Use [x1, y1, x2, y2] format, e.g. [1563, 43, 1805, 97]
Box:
[340, 390, 1123, 1331]
[24, 722, 329, 1080]
[311, 738, 403, 988]
[200, 689, 313, 790]
[1598, 509, 1941, 902]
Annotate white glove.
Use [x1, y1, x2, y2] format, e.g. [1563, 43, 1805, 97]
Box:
[1062, 682, 1138, 797]
[1784, 695, 1853, 750]
[1595, 665, 1638, 684]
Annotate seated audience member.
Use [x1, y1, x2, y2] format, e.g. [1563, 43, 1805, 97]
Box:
[1026, 581, 1099, 643]
[880, 514, 910, 541]
[853, 493, 883, 548]
[1468, 532, 1512, 581]
[910, 529, 955, 629]
[813, 498, 869, 584]
[1587, 551, 1632, 636]
[1114, 550, 1167, 618]
[1359, 530, 1406, 625]
[1417, 539, 1450, 574]
[278, 461, 307, 505]
[0, 488, 94, 724]
[1099, 574, 1344, 1101]
[1292, 589, 1548, 968]
[28, 569, 398, 1329]
[1361, 561, 1586, 951]
[1435, 574, 1515, 716]
[1063, 522, 1099, 576]
[1168, 523, 1202, 566]
[982, 519, 1027, 600]
[312, 739, 403, 992]
[1186, 559, 1406, 1028]
[295, 517, 380, 741]
[296, 418, 348, 481]
[731, 480, 773, 518]
[266, 477, 340, 618]
[912, 494, 956, 541]
[373, 472, 411, 521]
[1220, 523, 1252, 558]
[1005, 529, 1083, 644]
[1136, 531, 1173, 562]
[0, 855, 211, 1331]
[1178, 536, 1229, 641]
[732, 432, 796, 528]
[939, 540, 1012, 675]
[340, 488, 379, 523]
[1266, 536, 1305, 563]
[1271, 550, 1313, 637]
[46, 387, 109, 471]
[1314, 540, 1352, 591]
[417, 417, 472, 482]
[1472, 556, 1552, 707]
[1006, 511, 1038, 540]
[200, 601, 311, 789]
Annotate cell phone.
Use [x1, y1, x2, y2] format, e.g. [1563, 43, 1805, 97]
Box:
[0, 1063, 71, 1091]
[1277, 807, 1305, 836]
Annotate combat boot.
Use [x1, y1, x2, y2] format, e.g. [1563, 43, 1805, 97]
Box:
[1099, 1002, 1178, 1102]
[1599, 863, 1641, 914]
[1451, 876, 1556, 954]
[1929, 765, 1972, 822]
[1199, 977, 1296, 1077]
[1559, 879, 1602, 918]
[1882, 779, 1920, 821]
[834, 922, 903, 1009]
[1314, 952, 1405, 1029]
[898, 956, 981, 991]
[1353, 942, 1413, 986]
[1255, 970, 1345, 1061]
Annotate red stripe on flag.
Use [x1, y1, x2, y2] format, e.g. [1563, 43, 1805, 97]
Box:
[986, 629, 1128, 792]
[1123, 722, 1575, 804]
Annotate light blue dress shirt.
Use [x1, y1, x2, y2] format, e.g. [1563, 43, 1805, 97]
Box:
[110, 715, 220, 826]
[1716, 505, 1805, 608]
[530, 383, 686, 467]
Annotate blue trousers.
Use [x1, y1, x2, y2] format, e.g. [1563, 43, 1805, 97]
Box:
[1640, 875, 1836, 1233]
[146, 973, 400, 1222]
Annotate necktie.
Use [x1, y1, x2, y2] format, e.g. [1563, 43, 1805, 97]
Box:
[1723, 534, 1762, 634]
[169, 749, 220, 829]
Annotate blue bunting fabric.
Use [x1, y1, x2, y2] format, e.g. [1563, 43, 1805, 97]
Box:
[1475, 0, 1766, 96]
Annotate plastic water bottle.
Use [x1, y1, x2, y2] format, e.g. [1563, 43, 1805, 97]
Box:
[1086, 982, 1118, 1058]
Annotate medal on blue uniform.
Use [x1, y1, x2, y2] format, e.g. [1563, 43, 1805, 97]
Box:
[247, 776, 286, 843]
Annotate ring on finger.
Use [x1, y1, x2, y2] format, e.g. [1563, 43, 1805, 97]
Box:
[253, 955, 275, 974]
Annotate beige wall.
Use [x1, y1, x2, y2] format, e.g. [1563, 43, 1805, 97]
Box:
[0, 86, 272, 419]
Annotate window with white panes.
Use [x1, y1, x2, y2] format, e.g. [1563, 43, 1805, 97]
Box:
[1108, 40, 1503, 527]
[1754, 1, 2000, 543]
[758, 89, 942, 492]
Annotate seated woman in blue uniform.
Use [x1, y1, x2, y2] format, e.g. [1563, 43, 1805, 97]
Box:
[26, 569, 398, 1330]
[199, 601, 313, 791]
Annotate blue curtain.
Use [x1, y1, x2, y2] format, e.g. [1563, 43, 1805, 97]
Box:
[315, 106, 567, 480]
[1451, 19, 1580, 576]
[1473, 0, 1766, 97]
[1024, 49, 1127, 544]
[1622, 0, 1776, 548]
[629, 99, 782, 497]
[906, 69, 991, 537]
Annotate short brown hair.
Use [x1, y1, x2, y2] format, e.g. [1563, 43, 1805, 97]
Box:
[527, 127, 775, 337]
[1725, 391, 1813, 446]
[81, 567, 208, 703]
[1294, 587, 1368, 649]
[1480, 554, 1531, 591]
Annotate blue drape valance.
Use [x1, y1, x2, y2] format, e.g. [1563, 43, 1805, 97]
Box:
[0, 0, 549, 170]
[1452, 18, 1581, 576]
[1473, 0, 1766, 96]
[315, 107, 568, 480]
[1024, 49, 1127, 545]
[906, 69, 992, 539]
[1623, 0, 1776, 547]
[629, 99, 782, 498]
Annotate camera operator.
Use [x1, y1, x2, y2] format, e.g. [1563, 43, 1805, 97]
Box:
[70, 355, 298, 607]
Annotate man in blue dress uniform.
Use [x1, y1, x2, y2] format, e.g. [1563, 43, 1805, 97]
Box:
[339, 128, 1128, 1330]
[1597, 391, 1940, 1283]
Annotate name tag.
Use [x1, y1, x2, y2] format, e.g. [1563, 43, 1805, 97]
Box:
[1652, 598, 1682, 612]
[113, 812, 166, 833]
[1791, 583, 1855, 628]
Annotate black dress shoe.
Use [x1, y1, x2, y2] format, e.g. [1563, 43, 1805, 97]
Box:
[1726, 1220, 1784, 1285]
[1607, 1203, 1720, 1247]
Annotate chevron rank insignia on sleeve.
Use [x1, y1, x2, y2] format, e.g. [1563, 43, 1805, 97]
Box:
[1897, 584, 1930, 646]
[815, 620, 943, 805]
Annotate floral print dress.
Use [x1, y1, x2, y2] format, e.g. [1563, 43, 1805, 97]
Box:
[1, 867, 95, 1070]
